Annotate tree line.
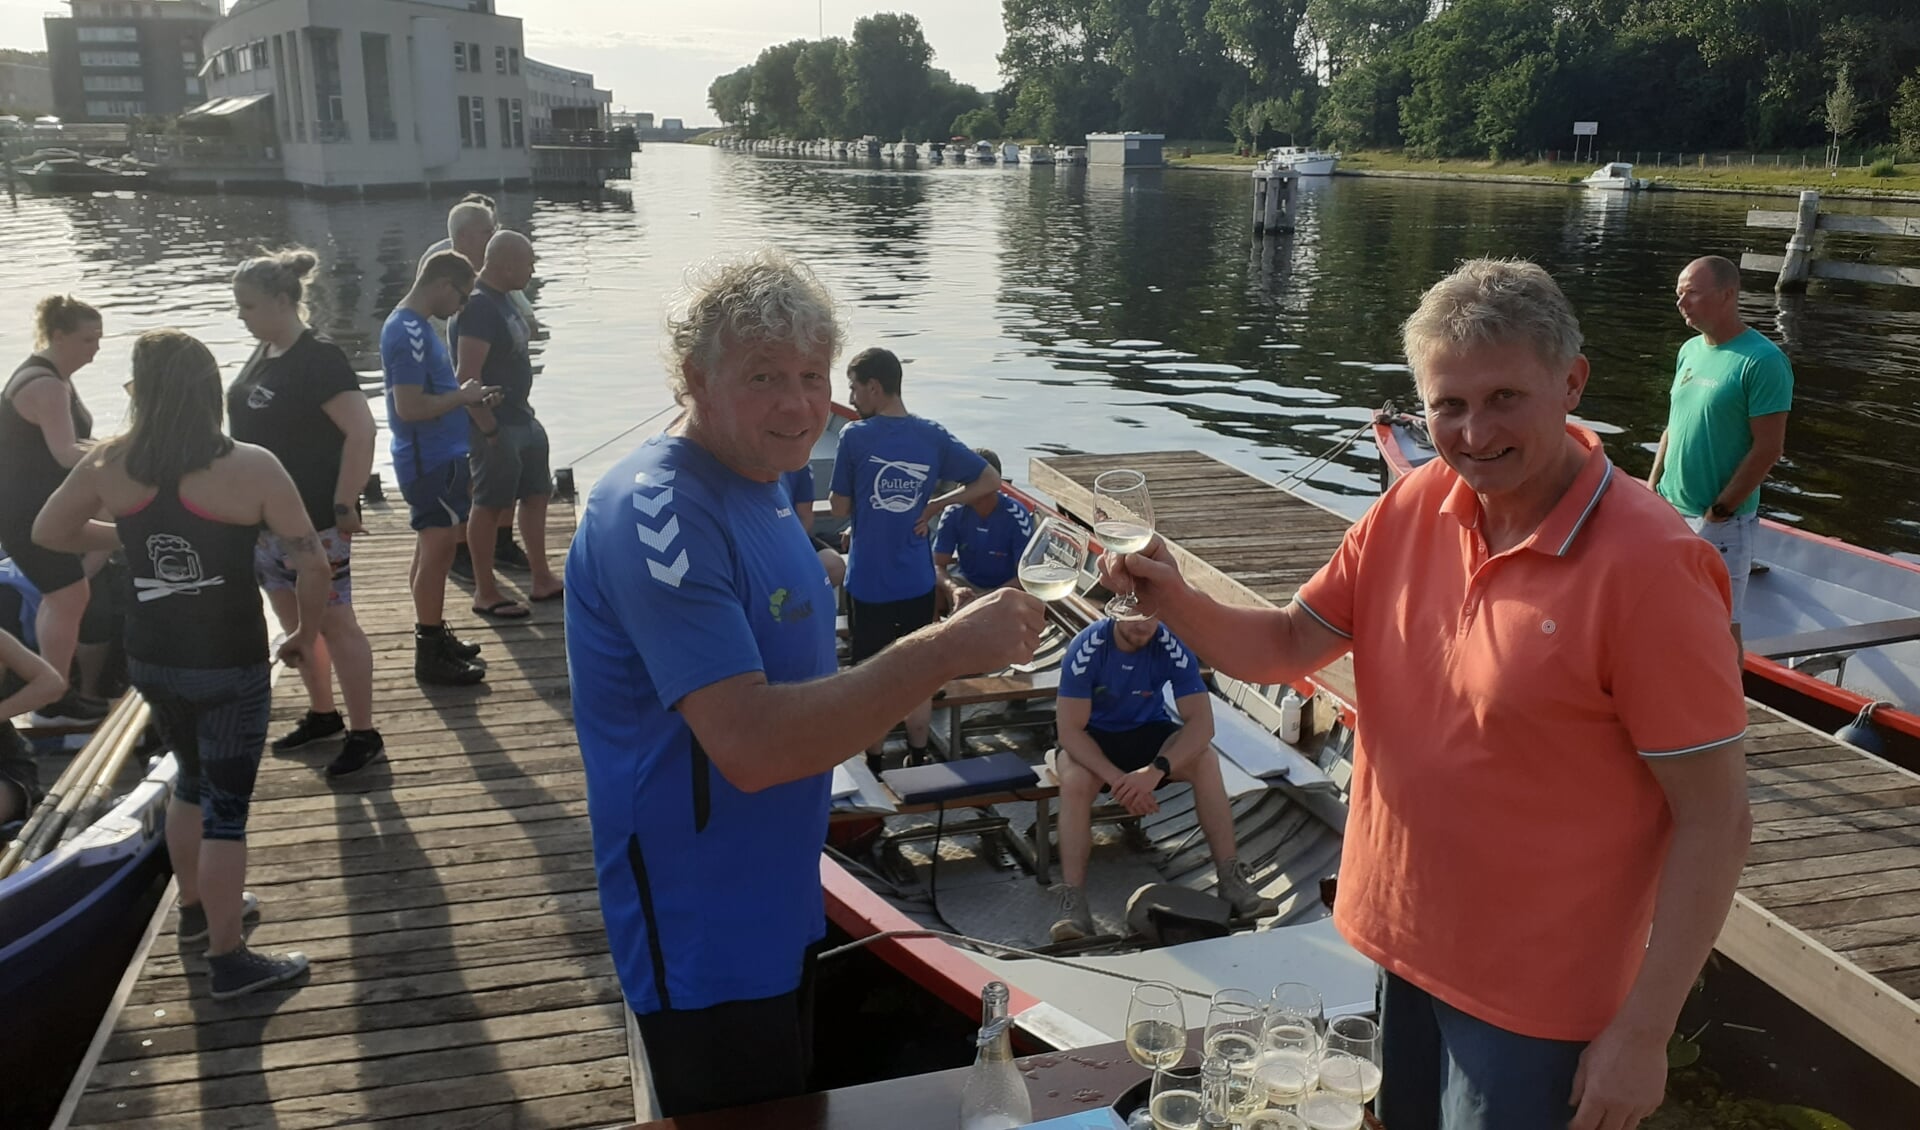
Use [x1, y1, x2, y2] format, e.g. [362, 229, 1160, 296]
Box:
[706, 13, 999, 141]
[998, 0, 1920, 156]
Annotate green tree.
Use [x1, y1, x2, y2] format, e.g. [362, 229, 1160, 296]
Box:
[707, 66, 755, 128]
[952, 107, 1004, 139]
[846, 12, 935, 139]
[749, 41, 809, 137]
[1893, 73, 1920, 157]
[1823, 60, 1861, 165]
[795, 38, 850, 137]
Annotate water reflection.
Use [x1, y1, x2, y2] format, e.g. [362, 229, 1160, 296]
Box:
[2, 146, 1918, 554]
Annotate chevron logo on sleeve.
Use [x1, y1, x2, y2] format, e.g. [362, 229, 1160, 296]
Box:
[633, 470, 687, 587]
[405, 318, 427, 364]
[1069, 628, 1105, 677]
[1157, 626, 1191, 669]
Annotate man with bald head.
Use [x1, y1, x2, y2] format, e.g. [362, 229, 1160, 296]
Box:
[1648, 255, 1793, 636]
[455, 229, 562, 618]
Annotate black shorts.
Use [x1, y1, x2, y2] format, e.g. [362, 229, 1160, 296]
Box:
[0, 526, 85, 594]
[402, 460, 474, 531]
[633, 941, 820, 1118]
[848, 590, 936, 665]
[1089, 720, 1183, 775]
[1, 726, 41, 817]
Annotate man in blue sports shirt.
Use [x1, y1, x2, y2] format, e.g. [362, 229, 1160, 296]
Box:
[933, 448, 1034, 612]
[381, 251, 497, 686]
[780, 462, 845, 588]
[565, 251, 1043, 1118]
[1050, 613, 1278, 941]
[831, 347, 1002, 768]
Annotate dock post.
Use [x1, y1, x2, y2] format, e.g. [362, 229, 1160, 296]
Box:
[1777, 190, 1819, 293]
[1265, 171, 1285, 232]
[1252, 171, 1268, 233]
[1276, 171, 1297, 232]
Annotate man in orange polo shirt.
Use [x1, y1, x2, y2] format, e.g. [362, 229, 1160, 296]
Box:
[1102, 259, 1752, 1130]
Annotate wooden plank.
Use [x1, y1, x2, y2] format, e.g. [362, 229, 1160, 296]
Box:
[1812, 259, 1920, 288]
[1749, 209, 1920, 237]
[1750, 616, 1920, 660]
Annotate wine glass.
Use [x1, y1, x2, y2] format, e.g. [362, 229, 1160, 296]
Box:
[1147, 1064, 1204, 1130]
[1018, 516, 1088, 603]
[1318, 1015, 1382, 1104]
[1093, 469, 1154, 621]
[1267, 981, 1326, 1044]
[1297, 1091, 1365, 1130]
[1125, 981, 1188, 1070]
[1254, 1020, 1317, 1110]
[1202, 986, 1264, 1113]
[1244, 1111, 1308, 1130]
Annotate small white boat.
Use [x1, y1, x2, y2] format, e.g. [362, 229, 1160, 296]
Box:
[1262, 146, 1339, 176]
[1001, 141, 1021, 165]
[1025, 144, 1054, 166]
[1053, 144, 1087, 166]
[973, 140, 997, 165]
[898, 141, 918, 160]
[1582, 162, 1647, 191]
[860, 135, 881, 158]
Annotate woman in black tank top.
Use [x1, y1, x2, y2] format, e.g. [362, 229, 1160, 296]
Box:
[34, 329, 327, 1001]
[0, 295, 103, 727]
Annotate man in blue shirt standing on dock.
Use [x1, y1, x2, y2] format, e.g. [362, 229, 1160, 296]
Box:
[1648, 254, 1793, 644]
[831, 347, 1002, 768]
[564, 251, 1043, 1119]
[933, 448, 1033, 611]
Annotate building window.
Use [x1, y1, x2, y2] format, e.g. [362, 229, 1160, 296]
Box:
[250, 41, 268, 69]
[507, 47, 519, 75]
[185, 76, 200, 96]
[85, 99, 146, 116]
[510, 97, 524, 147]
[78, 26, 139, 43]
[362, 33, 395, 141]
[458, 95, 486, 148]
[83, 75, 144, 92]
[453, 42, 465, 71]
[79, 50, 142, 68]
[221, 47, 236, 73]
[495, 45, 506, 74]
[181, 49, 199, 72]
[466, 43, 481, 73]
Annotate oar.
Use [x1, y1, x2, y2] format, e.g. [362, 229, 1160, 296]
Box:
[62, 698, 153, 843]
[0, 697, 139, 879]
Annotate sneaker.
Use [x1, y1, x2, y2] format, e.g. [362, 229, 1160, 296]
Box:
[207, 945, 309, 1000]
[903, 744, 935, 767]
[177, 891, 261, 947]
[29, 692, 110, 729]
[449, 543, 475, 584]
[415, 632, 486, 687]
[326, 730, 386, 778]
[1217, 858, 1280, 920]
[1049, 884, 1095, 943]
[494, 534, 532, 573]
[271, 710, 345, 753]
[444, 631, 483, 660]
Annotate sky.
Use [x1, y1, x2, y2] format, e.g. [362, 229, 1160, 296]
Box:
[0, 1, 1009, 124]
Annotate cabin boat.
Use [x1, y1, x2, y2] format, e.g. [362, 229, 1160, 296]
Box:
[1261, 146, 1339, 176]
[973, 141, 997, 165]
[1025, 144, 1055, 166]
[859, 136, 882, 158]
[897, 141, 918, 161]
[1001, 142, 1021, 165]
[1053, 145, 1088, 166]
[1373, 407, 1920, 764]
[1582, 162, 1647, 191]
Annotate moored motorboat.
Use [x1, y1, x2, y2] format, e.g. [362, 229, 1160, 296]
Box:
[1582, 162, 1647, 191]
[1373, 406, 1920, 763]
[1261, 146, 1339, 176]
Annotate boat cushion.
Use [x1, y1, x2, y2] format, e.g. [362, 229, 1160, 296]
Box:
[880, 751, 1039, 805]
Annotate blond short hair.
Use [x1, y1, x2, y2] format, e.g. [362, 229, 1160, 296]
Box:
[1402, 258, 1583, 377]
[665, 249, 841, 405]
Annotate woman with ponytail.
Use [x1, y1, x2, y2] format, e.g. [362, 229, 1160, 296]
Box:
[36, 328, 323, 999]
[227, 249, 384, 778]
[0, 295, 105, 728]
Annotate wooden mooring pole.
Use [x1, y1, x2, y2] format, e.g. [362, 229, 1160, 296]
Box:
[1776, 190, 1819, 293]
[1251, 167, 1297, 235]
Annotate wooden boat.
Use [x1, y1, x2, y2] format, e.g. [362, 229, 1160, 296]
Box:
[1373, 406, 1920, 764]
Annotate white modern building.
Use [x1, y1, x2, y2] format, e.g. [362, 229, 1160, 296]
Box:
[194, 0, 531, 190]
[523, 56, 608, 131]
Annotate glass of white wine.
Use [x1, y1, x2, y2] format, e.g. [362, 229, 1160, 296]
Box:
[1125, 981, 1188, 1071]
[1018, 516, 1089, 603]
[1093, 469, 1154, 621]
[1203, 988, 1265, 1069]
[1254, 1022, 1317, 1111]
[1245, 1111, 1308, 1130]
[1148, 1065, 1205, 1130]
[1297, 1091, 1365, 1130]
[1268, 982, 1325, 1037]
[1318, 1015, 1382, 1105]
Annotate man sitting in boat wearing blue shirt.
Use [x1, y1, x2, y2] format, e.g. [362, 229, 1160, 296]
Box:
[565, 250, 1044, 1119]
[1050, 614, 1278, 942]
[831, 347, 1002, 768]
[780, 463, 845, 588]
[1648, 254, 1792, 646]
[933, 448, 1033, 612]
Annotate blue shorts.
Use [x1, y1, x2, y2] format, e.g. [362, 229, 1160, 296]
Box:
[1375, 970, 1585, 1130]
[402, 460, 473, 531]
[1686, 511, 1758, 625]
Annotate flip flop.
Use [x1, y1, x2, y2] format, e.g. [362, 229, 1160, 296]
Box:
[472, 599, 531, 620]
[530, 585, 565, 602]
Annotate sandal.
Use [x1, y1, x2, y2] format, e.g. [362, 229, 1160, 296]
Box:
[471, 599, 531, 620]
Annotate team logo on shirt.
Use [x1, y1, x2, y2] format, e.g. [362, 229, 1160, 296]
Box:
[633, 470, 689, 588]
[404, 318, 428, 364]
[136, 535, 225, 601]
[769, 587, 816, 624]
[867, 456, 931, 514]
[246, 385, 274, 410]
[1069, 629, 1104, 676]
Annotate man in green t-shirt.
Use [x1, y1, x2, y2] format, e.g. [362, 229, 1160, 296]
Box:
[1647, 255, 1792, 640]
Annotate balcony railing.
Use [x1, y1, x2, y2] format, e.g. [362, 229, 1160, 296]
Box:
[368, 119, 397, 142]
[132, 133, 281, 168]
[530, 127, 638, 152]
[313, 119, 350, 143]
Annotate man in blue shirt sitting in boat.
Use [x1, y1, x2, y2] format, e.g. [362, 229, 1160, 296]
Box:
[1648, 254, 1793, 645]
[564, 250, 1044, 1119]
[1050, 614, 1278, 942]
[933, 448, 1034, 612]
[780, 462, 845, 589]
[831, 347, 1002, 768]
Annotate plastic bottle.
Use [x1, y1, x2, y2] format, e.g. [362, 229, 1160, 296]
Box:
[1278, 687, 1304, 745]
[959, 981, 1033, 1130]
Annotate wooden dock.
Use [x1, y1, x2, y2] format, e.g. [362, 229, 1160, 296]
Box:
[58, 504, 637, 1129]
[1031, 449, 1920, 1088]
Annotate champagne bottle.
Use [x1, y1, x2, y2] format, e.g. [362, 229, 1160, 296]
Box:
[960, 981, 1033, 1130]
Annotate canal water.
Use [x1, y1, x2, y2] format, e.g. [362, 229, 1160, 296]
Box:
[3, 145, 1919, 553]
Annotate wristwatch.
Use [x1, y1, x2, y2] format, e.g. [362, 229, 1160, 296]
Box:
[1708, 501, 1736, 520]
[334, 502, 353, 518]
[1151, 755, 1172, 778]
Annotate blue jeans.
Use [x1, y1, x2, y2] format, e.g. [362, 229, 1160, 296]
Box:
[129, 659, 271, 842]
[1375, 971, 1586, 1130]
[1686, 511, 1758, 625]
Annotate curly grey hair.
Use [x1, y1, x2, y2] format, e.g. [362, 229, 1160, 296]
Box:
[1401, 258, 1583, 379]
[665, 249, 841, 404]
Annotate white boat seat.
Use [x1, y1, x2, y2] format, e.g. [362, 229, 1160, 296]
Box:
[1750, 616, 1920, 661]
